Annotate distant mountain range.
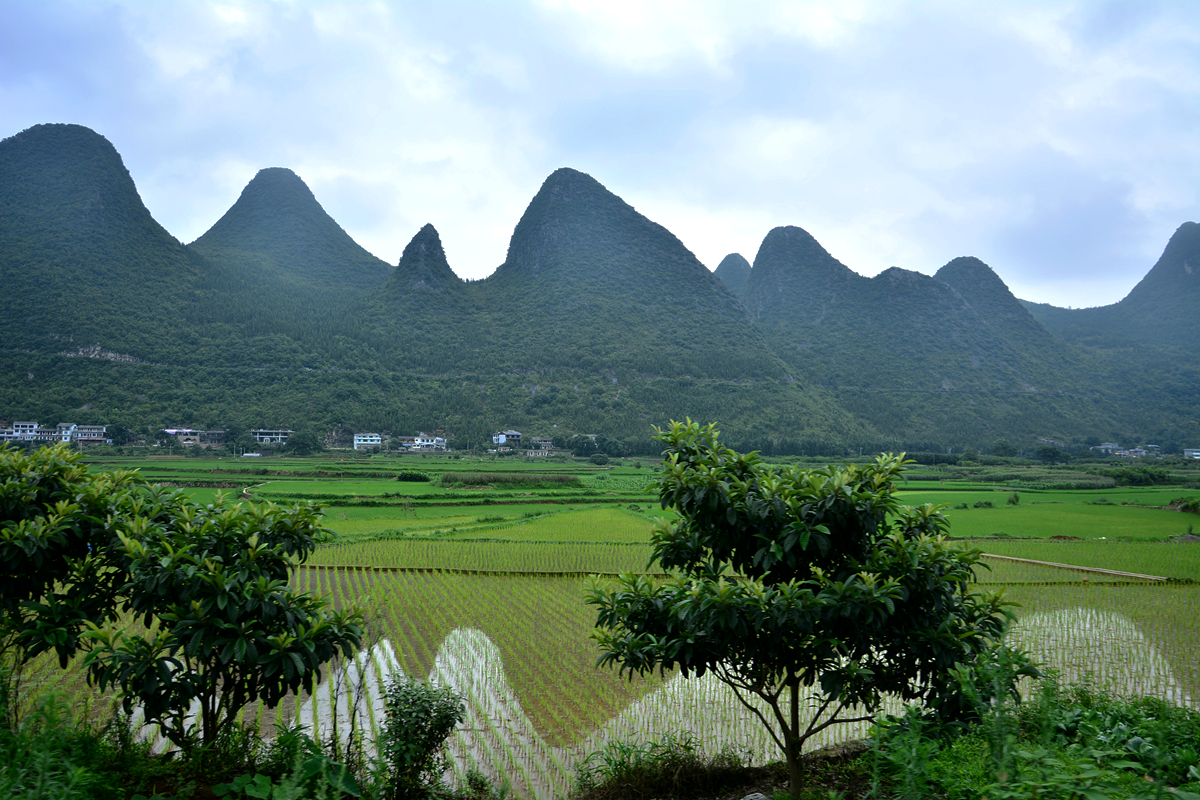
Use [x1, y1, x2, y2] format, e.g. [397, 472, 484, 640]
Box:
[1, 123, 1196, 454]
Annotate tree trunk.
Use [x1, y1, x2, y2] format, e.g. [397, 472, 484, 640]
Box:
[786, 675, 804, 799]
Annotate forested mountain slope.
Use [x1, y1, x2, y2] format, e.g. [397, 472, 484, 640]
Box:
[0, 124, 203, 361]
[732, 226, 1129, 446]
[1022, 222, 1200, 353]
[713, 253, 752, 302]
[1, 122, 1194, 452]
[356, 171, 861, 446]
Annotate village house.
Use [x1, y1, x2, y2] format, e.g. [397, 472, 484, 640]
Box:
[164, 428, 225, 448]
[415, 432, 447, 451]
[251, 429, 293, 445]
[0, 421, 109, 445]
[353, 433, 382, 450]
[492, 430, 522, 448]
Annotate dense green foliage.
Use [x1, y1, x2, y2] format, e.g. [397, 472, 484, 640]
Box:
[376, 676, 465, 799]
[0, 444, 363, 751]
[870, 674, 1200, 800]
[589, 422, 1012, 797]
[0, 444, 150, 665]
[2, 123, 1198, 454]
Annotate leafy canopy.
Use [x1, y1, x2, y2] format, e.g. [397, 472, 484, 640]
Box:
[0, 443, 363, 750]
[588, 421, 1011, 796]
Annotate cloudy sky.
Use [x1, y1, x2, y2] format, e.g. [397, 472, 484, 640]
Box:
[3, 1, 1198, 307]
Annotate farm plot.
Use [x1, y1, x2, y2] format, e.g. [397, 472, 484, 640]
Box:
[977, 540, 1200, 581]
[938, 502, 1190, 540]
[1005, 583, 1199, 706]
[974, 554, 1163, 584]
[306, 539, 654, 574]
[280, 564, 1199, 800]
[448, 507, 658, 543]
[293, 569, 666, 745]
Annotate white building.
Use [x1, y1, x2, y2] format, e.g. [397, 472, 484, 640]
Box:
[1185, 448, 1200, 459]
[415, 432, 447, 451]
[354, 433, 382, 450]
[492, 430, 522, 448]
[0, 422, 108, 445]
[251, 429, 293, 444]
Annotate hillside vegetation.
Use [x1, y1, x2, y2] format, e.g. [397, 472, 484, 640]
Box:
[1, 122, 1197, 453]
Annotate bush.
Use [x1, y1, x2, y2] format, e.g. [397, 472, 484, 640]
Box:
[1172, 496, 1200, 513]
[574, 732, 745, 800]
[588, 454, 610, 465]
[376, 676, 464, 798]
[440, 472, 579, 487]
[394, 471, 430, 483]
[1108, 465, 1177, 486]
[974, 500, 994, 508]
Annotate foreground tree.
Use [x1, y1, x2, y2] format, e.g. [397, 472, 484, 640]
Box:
[0, 444, 148, 665]
[83, 498, 363, 749]
[588, 421, 1012, 797]
[0, 444, 362, 750]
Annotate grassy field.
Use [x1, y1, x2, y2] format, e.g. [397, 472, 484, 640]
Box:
[63, 450, 1199, 798]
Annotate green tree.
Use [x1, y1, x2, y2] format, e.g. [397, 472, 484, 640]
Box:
[991, 439, 1017, 457]
[0, 444, 145, 665]
[588, 421, 1011, 797]
[0, 443, 362, 751]
[1035, 445, 1068, 463]
[82, 499, 362, 749]
[284, 428, 323, 456]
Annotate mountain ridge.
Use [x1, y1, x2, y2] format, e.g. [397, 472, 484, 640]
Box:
[189, 166, 391, 295]
[1, 123, 1195, 452]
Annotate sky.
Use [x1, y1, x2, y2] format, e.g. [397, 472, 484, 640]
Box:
[2, 1, 1198, 308]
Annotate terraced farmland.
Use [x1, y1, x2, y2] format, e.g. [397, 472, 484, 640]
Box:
[60, 451, 1200, 797]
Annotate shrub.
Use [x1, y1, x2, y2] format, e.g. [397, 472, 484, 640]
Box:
[1171, 496, 1200, 513]
[376, 676, 464, 798]
[974, 500, 995, 508]
[440, 472, 580, 488]
[574, 731, 745, 800]
[395, 471, 430, 483]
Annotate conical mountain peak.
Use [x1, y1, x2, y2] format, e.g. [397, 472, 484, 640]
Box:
[0, 123, 174, 244]
[475, 166, 782, 380]
[936, 256, 1013, 298]
[744, 226, 858, 324]
[1121, 221, 1200, 306]
[714, 253, 752, 301]
[389, 223, 463, 296]
[937, 256, 1056, 342]
[0, 123, 197, 357]
[497, 167, 657, 280]
[190, 167, 389, 293]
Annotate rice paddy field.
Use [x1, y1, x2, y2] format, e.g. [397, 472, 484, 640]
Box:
[56, 451, 1200, 798]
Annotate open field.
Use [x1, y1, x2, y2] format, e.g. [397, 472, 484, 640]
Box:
[53, 452, 1200, 797]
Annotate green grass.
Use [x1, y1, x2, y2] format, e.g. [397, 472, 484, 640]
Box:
[307, 538, 655, 574]
[939, 503, 1189, 540]
[450, 507, 656, 543]
[972, 555, 1155, 584]
[974, 540, 1200, 581]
